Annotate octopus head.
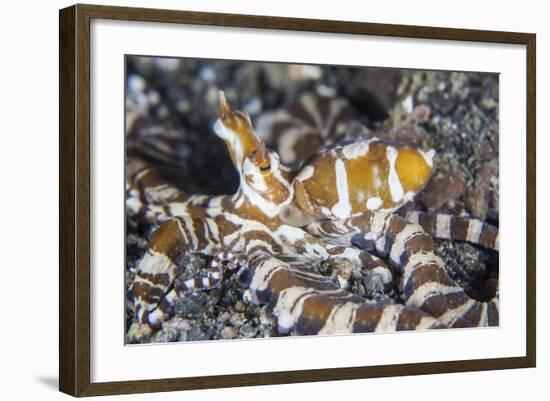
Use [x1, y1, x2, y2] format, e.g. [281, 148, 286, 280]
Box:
[213, 91, 293, 214]
[241, 142, 293, 207]
[213, 91, 262, 173]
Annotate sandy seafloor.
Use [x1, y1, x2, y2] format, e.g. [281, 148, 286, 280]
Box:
[124, 56, 499, 343]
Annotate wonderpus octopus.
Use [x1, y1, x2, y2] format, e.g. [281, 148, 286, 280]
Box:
[126, 91, 499, 339]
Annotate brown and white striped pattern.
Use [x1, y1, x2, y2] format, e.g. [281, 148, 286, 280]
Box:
[128, 91, 499, 337]
[178, 251, 239, 292]
[384, 214, 498, 327]
[258, 92, 359, 167]
[142, 251, 240, 326]
[405, 211, 499, 251]
[247, 250, 442, 335]
[307, 212, 499, 327]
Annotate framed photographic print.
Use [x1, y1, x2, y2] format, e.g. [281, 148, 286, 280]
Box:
[59, 3, 536, 397]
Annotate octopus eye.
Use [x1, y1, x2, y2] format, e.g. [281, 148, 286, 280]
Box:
[259, 164, 271, 172]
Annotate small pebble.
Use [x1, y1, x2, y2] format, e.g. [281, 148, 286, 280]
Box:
[411, 104, 431, 122]
[155, 58, 180, 71]
[186, 326, 209, 341]
[127, 322, 152, 343]
[229, 313, 246, 327]
[128, 74, 146, 93]
[234, 300, 246, 312]
[288, 64, 322, 81]
[402, 95, 414, 113]
[239, 322, 258, 338]
[419, 168, 466, 210]
[316, 84, 336, 97]
[466, 159, 498, 219]
[199, 66, 217, 82]
[221, 326, 237, 340]
[387, 124, 426, 145]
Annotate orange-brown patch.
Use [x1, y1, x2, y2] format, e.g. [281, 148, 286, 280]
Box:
[264, 174, 291, 203]
[294, 180, 314, 216]
[267, 268, 301, 295]
[299, 295, 342, 325]
[219, 92, 262, 166]
[296, 153, 338, 215]
[233, 197, 284, 229]
[395, 148, 432, 193]
[345, 142, 394, 211]
[150, 219, 186, 261]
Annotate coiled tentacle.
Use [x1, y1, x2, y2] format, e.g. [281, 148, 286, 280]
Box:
[130, 218, 191, 325]
[257, 92, 360, 168]
[305, 212, 499, 327]
[355, 212, 498, 327]
[404, 211, 499, 251]
[126, 157, 191, 226]
[144, 251, 240, 327]
[247, 250, 443, 335]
